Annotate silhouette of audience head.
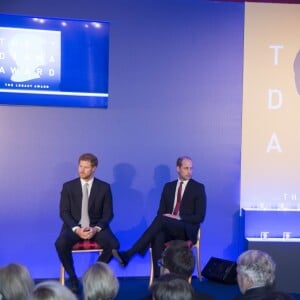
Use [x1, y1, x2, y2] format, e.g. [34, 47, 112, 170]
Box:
[236, 250, 276, 295]
[150, 273, 194, 300]
[159, 240, 195, 280]
[0, 262, 34, 300]
[29, 280, 77, 300]
[82, 262, 119, 300]
[262, 291, 295, 300]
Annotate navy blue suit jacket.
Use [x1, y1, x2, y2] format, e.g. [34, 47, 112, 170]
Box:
[157, 178, 206, 243]
[59, 177, 113, 231]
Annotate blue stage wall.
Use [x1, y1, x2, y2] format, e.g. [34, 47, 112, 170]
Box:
[0, 0, 244, 278]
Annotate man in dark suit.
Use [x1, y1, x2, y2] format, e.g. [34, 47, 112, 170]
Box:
[55, 153, 119, 294]
[113, 156, 206, 279]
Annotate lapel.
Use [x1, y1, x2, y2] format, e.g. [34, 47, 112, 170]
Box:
[170, 180, 177, 200]
[75, 178, 83, 198]
[182, 179, 192, 200]
[75, 178, 98, 209]
[88, 178, 98, 208]
[72, 179, 83, 210]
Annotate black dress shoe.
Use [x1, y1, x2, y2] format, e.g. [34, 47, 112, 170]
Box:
[112, 249, 129, 266]
[69, 276, 80, 295]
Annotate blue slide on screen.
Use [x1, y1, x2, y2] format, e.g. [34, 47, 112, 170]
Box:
[0, 14, 110, 108]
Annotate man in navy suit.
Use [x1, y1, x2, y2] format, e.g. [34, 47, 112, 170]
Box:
[55, 153, 119, 294]
[113, 156, 206, 279]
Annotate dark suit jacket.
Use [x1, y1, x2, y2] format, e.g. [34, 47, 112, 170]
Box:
[157, 179, 206, 243]
[232, 286, 274, 300]
[59, 177, 113, 230]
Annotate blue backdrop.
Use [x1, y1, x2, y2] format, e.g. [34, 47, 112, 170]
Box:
[0, 0, 244, 279]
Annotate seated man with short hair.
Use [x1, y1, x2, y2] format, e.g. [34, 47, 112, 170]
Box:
[142, 240, 215, 300]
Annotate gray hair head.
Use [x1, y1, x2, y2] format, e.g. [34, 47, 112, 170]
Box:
[237, 250, 276, 287]
[0, 263, 34, 300]
[83, 262, 119, 300]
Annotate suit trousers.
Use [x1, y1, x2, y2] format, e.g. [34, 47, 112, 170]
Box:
[131, 215, 188, 278]
[55, 227, 119, 278]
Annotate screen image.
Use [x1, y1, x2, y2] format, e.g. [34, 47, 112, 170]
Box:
[0, 14, 110, 108]
[241, 3, 300, 211]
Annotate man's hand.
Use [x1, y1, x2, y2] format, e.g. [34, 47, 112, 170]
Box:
[75, 227, 97, 239]
[163, 213, 180, 219]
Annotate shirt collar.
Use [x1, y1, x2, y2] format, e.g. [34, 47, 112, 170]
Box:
[80, 177, 94, 187]
[177, 179, 189, 185]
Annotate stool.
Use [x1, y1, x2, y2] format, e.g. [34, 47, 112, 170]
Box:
[149, 227, 201, 286]
[60, 240, 103, 285]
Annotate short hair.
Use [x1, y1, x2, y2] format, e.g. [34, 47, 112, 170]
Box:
[176, 156, 192, 167]
[82, 262, 119, 300]
[0, 263, 34, 300]
[30, 280, 77, 300]
[162, 240, 195, 279]
[237, 250, 276, 287]
[151, 273, 194, 300]
[79, 153, 98, 167]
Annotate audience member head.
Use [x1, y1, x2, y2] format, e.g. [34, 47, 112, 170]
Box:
[0, 262, 34, 300]
[262, 291, 295, 300]
[82, 262, 119, 300]
[160, 240, 195, 280]
[236, 250, 276, 294]
[30, 280, 77, 300]
[150, 273, 194, 300]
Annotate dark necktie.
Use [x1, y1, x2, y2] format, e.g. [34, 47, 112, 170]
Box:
[172, 181, 183, 215]
[80, 183, 90, 228]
